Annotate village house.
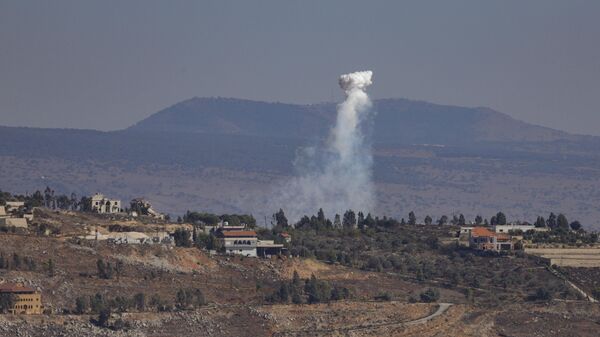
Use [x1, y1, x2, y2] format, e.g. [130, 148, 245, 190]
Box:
[0, 205, 30, 229]
[81, 227, 173, 245]
[219, 229, 259, 257]
[91, 193, 121, 214]
[493, 224, 549, 233]
[216, 226, 284, 257]
[0, 283, 43, 315]
[469, 227, 513, 251]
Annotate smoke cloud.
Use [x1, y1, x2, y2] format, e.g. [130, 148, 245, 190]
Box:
[274, 70, 376, 223]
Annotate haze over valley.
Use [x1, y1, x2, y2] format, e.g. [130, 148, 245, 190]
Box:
[2, 96, 599, 227]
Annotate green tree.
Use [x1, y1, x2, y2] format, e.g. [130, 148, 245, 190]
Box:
[274, 209, 289, 227]
[317, 208, 326, 225]
[0, 293, 16, 313]
[90, 293, 104, 313]
[534, 216, 546, 228]
[495, 212, 507, 225]
[333, 214, 341, 228]
[357, 211, 365, 229]
[437, 215, 448, 226]
[342, 210, 356, 228]
[114, 260, 124, 280]
[133, 293, 145, 311]
[173, 229, 192, 247]
[12, 253, 21, 270]
[46, 258, 55, 277]
[97, 259, 113, 279]
[557, 214, 569, 230]
[424, 215, 432, 226]
[97, 308, 111, 327]
[458, 214, 466, 226]
[75, 296, 88, 314]
[419, 288, 440, 303]
[474, 215, 483, 226]
[569, 221, 582, 231]
[408, 211, 417, 225]
[547, 213, 557, 229]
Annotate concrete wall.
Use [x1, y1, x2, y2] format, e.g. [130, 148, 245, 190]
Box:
[525, 248, 600, 267]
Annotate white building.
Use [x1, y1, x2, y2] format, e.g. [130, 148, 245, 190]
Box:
[81, 228, 173, 245]
[91, 193, 121, 214]
[493, 224, 549, 233]
[220, 230, 258, 257]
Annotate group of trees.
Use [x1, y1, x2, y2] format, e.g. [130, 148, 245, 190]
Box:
[267, 271, 350, 304]
[74, 288, 206, 318]
[0, 252, 36, 271]
[96, 259, 124, 280]
[276, 207, 591, 235]
[181, 211, 256, 227]
[0, 187, 100, 214]
[0, 252, 55, 276]
[275, 208, 400, 232]
[534, 213, 582, 231]
[0, 293, 16, 313]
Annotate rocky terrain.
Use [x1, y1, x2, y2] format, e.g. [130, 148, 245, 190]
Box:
[0, 210, 599, 336]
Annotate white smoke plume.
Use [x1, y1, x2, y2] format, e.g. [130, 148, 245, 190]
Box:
[274, 70, 376, 223]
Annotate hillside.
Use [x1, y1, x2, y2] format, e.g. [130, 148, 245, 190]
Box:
[128, 97, 581, 145]
[0, 209, 599, 336]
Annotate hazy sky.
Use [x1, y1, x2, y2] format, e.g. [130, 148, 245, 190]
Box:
[1, 1, 599, 134]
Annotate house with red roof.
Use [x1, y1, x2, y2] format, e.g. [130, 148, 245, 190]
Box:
[218, 229, 259, 257]
[469, 227, 513, 251]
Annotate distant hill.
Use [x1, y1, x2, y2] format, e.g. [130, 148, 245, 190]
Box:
[2, 97, 600, 227]
[128, 97, 581, 145]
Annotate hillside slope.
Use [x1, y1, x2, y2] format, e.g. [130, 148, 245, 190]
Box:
[128, 97, 582, 145]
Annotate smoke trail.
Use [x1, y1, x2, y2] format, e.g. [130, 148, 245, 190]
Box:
[274, 70, 375, 222]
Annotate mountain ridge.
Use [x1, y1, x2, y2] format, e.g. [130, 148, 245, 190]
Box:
[126, 97, 584, 145]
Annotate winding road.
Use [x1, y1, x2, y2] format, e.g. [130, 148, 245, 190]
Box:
[273, 303, 453, 336]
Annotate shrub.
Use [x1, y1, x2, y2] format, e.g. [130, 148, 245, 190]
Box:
[419, 288, 440, 303]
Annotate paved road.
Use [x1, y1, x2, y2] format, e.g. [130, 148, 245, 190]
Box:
[273, 303, 454, 336]
[404, 303, 453, 326]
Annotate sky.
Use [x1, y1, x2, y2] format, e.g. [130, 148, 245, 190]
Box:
[0, 0, 599, 134]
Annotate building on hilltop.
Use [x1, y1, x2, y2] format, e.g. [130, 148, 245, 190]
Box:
[0, 283, 43, 315]
[0, 204, 31, 229]
[469, 227, 513, 251]
[493, 224, 549, 234]
[90, 193, 121, 214]
[218, 230, 259, 257]
[129, 198, 165, 220]
[256, 240, 285, 257]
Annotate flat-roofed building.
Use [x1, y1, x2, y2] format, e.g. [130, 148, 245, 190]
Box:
[0, 217, 28, 228]
[0, 283, 43, 315]
[257, 240, 285, 257]
[5, 201, 24, 211]
[218, 230, 258, 257]
[493, 224, 549, 233]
